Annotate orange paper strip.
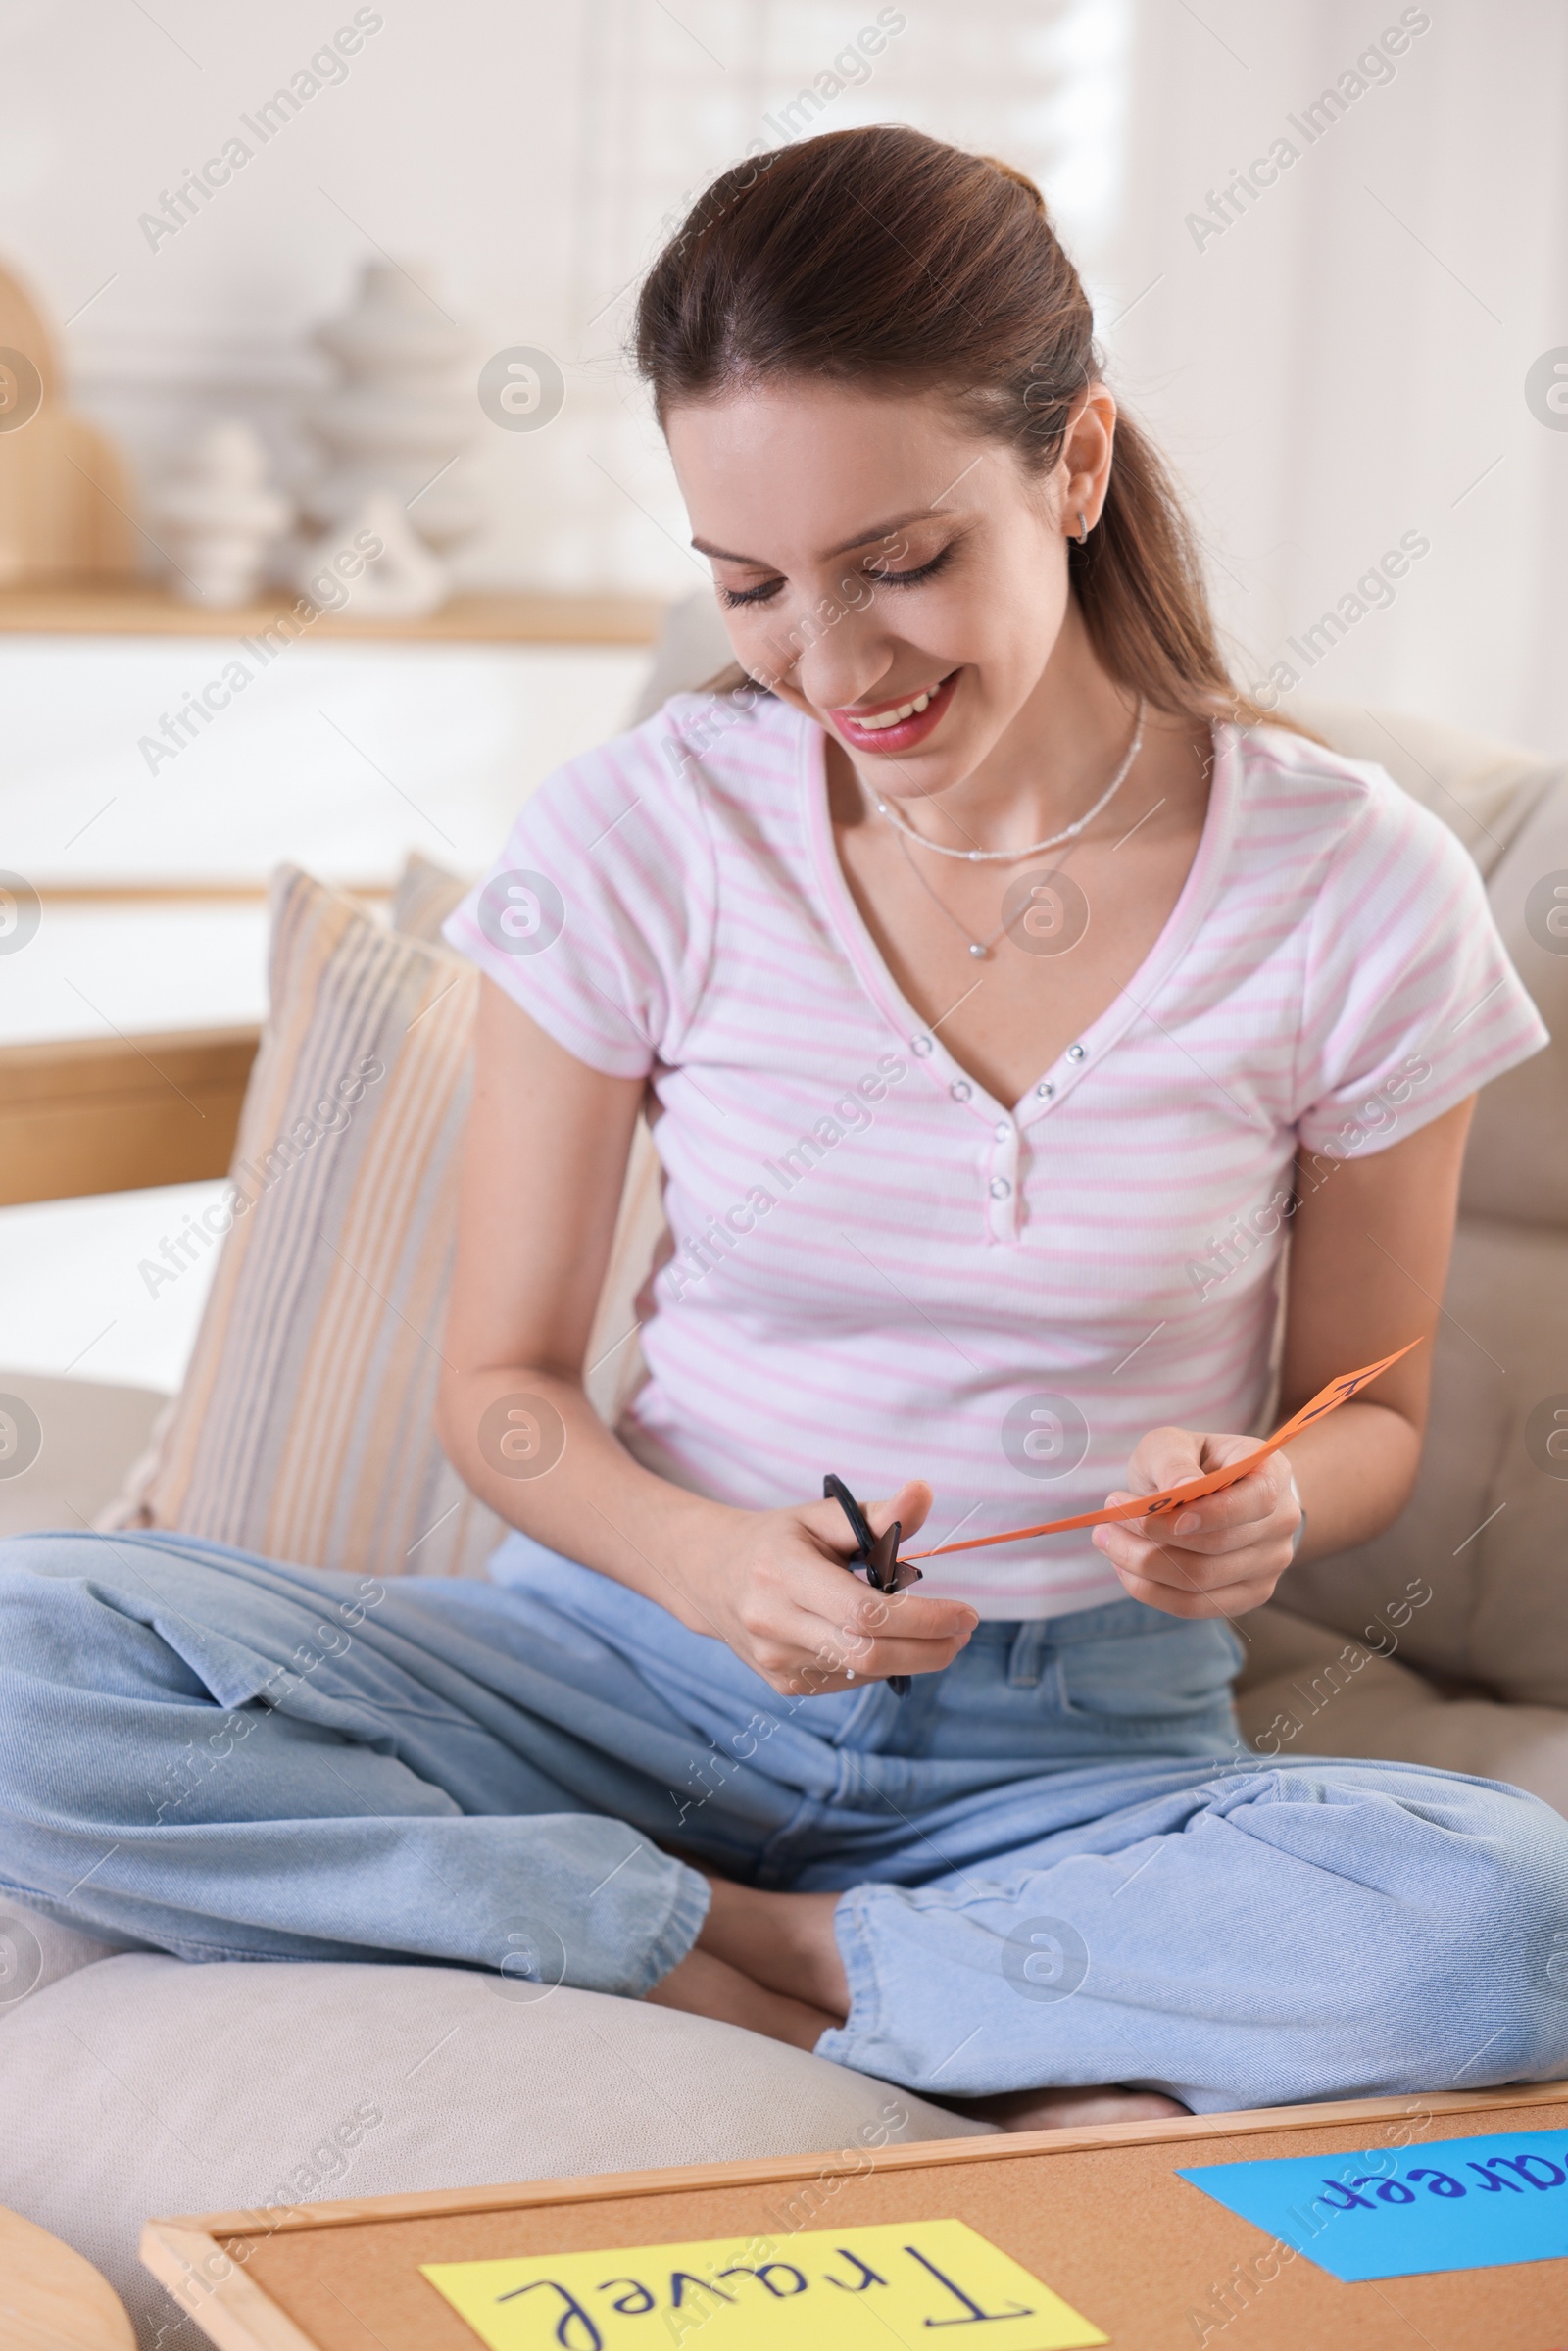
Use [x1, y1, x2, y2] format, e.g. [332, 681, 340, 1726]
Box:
[903, 1338, 1422, 1563]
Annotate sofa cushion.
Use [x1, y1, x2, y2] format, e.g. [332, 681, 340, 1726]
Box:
[1290, 702, 1567, 1228]
[0, 1950, 983, 2350]
[110, 865, 504, 1579]
[1454, 770, 1568, 1229]
[0, 1892, 123, 2009]
[1290, 695, 1557, 876]
[0, 1373, 167, 1540]
[1233, 1600, 1568, 1815]
[1282, 1214, 1568, 1706]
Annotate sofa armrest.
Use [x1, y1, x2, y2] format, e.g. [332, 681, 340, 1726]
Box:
[0, 1025, 260, 1205]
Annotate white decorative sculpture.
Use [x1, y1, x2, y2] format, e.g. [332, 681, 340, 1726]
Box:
[154, 421, 291, 607]
[302, 261, 479, 557]
[292, 489, 450, 620]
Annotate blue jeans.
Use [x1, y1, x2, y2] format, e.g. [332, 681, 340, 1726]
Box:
[3, 1526, 1566, 2113]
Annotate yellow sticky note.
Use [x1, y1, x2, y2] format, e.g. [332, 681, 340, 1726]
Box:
[421, 2217, 1106, 2351]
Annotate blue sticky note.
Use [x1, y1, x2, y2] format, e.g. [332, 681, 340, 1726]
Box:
[1179, 2128, 1568, 2281]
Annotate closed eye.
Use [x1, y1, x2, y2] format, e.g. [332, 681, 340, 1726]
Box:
[716, 540, 958, 611]
[866, 543, 956, 590]
[717, 576, 786, 609]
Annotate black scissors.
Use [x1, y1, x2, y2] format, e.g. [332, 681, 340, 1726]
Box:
[822, 1473, 923, 1697]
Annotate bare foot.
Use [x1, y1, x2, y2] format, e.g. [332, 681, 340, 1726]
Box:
[645, 1946, 836, 2052]
[694, 1877, 850, 2021]
[942, 2084, 1190, 2133]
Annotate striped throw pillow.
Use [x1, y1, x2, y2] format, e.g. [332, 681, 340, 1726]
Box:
[390, 848, 469, 947]
[382, 850, 665, 1436]
[115, 864, 504, 1577]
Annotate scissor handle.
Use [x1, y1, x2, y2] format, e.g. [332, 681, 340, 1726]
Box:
[823, 1471, 874, 1557]
[822, 1473, 919, 1696]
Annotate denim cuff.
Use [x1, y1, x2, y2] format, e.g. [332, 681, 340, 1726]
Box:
[637, 1860, 712, 1997]
[809, 1886, 886, 2072]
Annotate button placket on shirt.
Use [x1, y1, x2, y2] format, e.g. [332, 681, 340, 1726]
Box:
[908, 1030, 1095, 1246]
[986, 1112, 1019, 1242]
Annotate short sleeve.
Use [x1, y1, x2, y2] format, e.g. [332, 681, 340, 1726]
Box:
[1294, 774, 1548, 1158]
[442, 714, 718, 1079]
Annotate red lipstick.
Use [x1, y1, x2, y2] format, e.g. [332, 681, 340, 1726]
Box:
[828, 669, 958, 755]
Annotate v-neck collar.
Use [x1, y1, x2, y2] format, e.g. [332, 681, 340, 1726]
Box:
[801, 713, 1243, 1128]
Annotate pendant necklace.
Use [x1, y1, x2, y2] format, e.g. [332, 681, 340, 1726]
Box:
[868, 697, 1146, 960]
[889, 829, 1013, 958]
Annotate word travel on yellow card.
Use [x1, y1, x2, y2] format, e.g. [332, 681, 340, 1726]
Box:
[421, 2217, 1107, 2351]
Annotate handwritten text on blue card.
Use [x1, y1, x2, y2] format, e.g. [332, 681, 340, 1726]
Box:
[1179, 2129, 1568, 2281]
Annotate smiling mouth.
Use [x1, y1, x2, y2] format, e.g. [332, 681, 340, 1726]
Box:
[830, 669, 959, 743]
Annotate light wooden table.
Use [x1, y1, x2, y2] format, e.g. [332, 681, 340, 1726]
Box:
[0, 2206, 135, 2350]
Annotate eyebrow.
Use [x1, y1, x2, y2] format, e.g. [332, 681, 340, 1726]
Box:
[690, 506, 951, 567]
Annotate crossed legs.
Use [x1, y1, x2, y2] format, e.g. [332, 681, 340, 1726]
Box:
[649, 1876, 1188, 2129]
[6, 1533, 1567, 2125]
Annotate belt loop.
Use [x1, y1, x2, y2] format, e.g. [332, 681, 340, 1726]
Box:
[1006, 1621, 1049, 1688]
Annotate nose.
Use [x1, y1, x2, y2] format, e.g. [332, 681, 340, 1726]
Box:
[791, 594, 898, 715]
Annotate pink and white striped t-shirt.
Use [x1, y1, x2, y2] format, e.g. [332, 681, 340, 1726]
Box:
[446, 691, 1546, 1619]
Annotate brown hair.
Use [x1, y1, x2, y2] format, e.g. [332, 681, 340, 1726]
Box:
[635, 124, 1304, 735]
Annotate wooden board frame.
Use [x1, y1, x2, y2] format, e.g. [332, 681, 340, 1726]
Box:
[141, 2081, 1568, 2351]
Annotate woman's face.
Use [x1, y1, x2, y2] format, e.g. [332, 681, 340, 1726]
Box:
[664, 377, 1114, 798]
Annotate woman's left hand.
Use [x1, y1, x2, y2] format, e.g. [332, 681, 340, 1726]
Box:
[1091, 1429, 1301, 1618]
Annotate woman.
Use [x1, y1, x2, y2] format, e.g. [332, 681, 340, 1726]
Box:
[2, 127, 1563, 2129]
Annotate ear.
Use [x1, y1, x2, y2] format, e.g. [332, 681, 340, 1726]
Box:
[1059, 381, 1117, 535]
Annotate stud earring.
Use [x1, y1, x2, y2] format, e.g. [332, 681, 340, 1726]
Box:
[1076, 510, 1090, 545]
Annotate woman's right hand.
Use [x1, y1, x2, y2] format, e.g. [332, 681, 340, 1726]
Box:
[678, 1479, 979, 1695]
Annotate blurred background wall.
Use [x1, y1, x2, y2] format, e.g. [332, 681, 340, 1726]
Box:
[4, 0, 1562, 741]
[0, 0, 1127, 593]
[1112, 1, 1568, 750]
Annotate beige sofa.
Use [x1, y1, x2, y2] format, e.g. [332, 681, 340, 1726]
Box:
[2, 652, 1565, 2345]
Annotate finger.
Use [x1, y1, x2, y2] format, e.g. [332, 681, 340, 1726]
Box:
[1100, 1525, 1292, 1604]
[1123, 1425, 1208, 1494]
[1165, 1462, 1291, 1544]
[1116, 1428, 1276, 1513]
[1113, 1546, 1278, 1602]
[758, 1603, 972, 1692]
[802, 1567, 974, 1649]
[788, 1552, 978, 1643]
[793, 1629, 974, 1689]
[1143, 1503, 1288, 1561]
[1101, 1508, 1288, 1577]
[828, 1582, 978, 1671]
[868, 1479, 933, 1541]
[1106, 1463, 1286, 1547]
[821, 1629, 974, 1682]
[1112, 1563, 1278, 1620]
[801, 1478, 933, 1556]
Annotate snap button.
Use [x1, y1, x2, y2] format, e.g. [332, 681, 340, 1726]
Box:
[989, 1175, 1011, 1200]
[994, 1119, 1011, 1141]
[950, 1080, 972, 1102]
[1066, 1043, 1087, 1062]
[1036, 1080, 1055, 1099]
[911, 1035, 934, 1056]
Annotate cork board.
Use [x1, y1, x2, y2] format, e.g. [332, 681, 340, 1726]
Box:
[142, 2081, 1568, 2351]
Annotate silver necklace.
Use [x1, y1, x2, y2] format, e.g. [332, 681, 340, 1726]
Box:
[890, 827, 1013, 958]
[869, 696, 1146, 865]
